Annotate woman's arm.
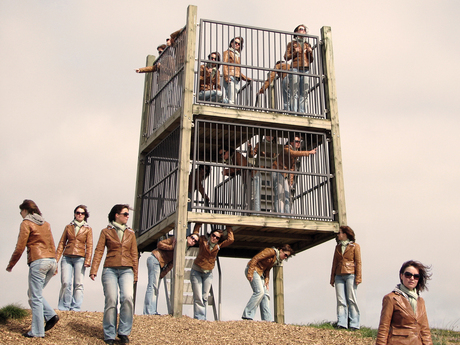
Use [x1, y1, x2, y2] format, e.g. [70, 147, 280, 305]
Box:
[84, 227, 93, 267]
[6, 222, 31, 271]
[354, 243, 362, 285]
[55, 225, 69, 264]
[376, 294, 394, 345]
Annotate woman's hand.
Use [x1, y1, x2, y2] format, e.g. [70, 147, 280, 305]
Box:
[90, 274, 96, 281]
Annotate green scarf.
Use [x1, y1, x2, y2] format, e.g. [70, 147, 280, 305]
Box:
[272, 247, 282, 266]
[112, 221, 127, 242]
[73, 220, 86, 235]
[397, 284, 418, 314]
[339, 240, 350, 254]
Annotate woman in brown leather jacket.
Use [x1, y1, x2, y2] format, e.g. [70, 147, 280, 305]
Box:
[6, 200, 59, 338]
[223, 36, 251, 104]
[376, 260, 433, 345]
[190, 223, 234, 320]
[56, 205, 93, 311]
[242, 244, 294, 321]
[330, 225, 362, 330]
[90, 204, 138, 345]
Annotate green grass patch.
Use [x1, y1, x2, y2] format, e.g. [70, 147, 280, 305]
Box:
[0, 304, 29, 323]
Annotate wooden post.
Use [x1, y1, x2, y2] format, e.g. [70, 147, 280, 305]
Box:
[321, 26, 347, 226]
[273, 264, 285, 324]
[171, 4, 197, 318]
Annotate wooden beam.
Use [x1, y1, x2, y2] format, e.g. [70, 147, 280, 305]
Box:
[273, 265, 284, 324]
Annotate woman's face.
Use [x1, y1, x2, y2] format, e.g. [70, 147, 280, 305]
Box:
[279, 249, 291, 261]
[232, 39, 241, 51]
[401, 266, 420, 290]
[115, 208, 130, 225]
[20, 209, 28, 219]
[75, 208, 86, 222]
[210, 231, 221, 244]
[337, 229, 348, 241]
[187, 234, 199, 246]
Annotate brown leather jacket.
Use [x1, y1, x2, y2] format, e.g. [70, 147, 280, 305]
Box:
[90, 225, 139, 282]
[56, 223, 93, 266]
[7, 219, 56, 269]
[246, 247, 277, 287]
[199, 64, 221, 91]
[273, 145, 314, 181]
[193, 227, 234, 271]
[258, 62, 291, 94]
[152, 237, 175, 279]
[376, 290, 432, 345]
[284, 39, 314, 70]
[330, 242, 362, 285]
[222, 49, 249, 82]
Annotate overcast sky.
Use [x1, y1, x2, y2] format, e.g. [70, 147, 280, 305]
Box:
[1, 0, 459, 330]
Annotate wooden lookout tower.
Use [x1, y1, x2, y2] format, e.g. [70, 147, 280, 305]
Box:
[133, 5, 346, 323]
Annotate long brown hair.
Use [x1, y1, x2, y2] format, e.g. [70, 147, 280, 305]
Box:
[19, 199, 41, 216]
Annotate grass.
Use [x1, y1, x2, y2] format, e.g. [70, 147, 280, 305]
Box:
[305, 321, 460, 344]
[0, 304, 29, 324]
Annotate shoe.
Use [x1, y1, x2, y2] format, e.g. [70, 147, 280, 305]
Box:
[242, 317, 253, 320]
[104, 340, 114, 345]
[118, 334, 130, 343]
[23, 332, 43, 338]
[45, 315, 59, 331]
[350, 327, 360, 331]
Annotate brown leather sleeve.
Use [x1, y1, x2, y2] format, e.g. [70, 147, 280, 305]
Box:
[330, 246, 339, 285]
[219, 227, 234, 249]
[90, 229, 106, 277]
[418, 298, 433, 345]
[376, 294, 394, 345]
[157, 237, 175, 251]
[246, 248, 274, 280]
[354, 243, 362, 284]
[130, 233, 139, 282]
[84, 227, 93, 267]
[55, 226, 69, 263]
[7, 222, 30, 270]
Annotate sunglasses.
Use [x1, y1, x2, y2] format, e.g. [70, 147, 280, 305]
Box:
[404, 272, 420, 280]
[211, 233, 221, 240]
[120, 212, 129, 217]
[210, 57, 217, 60]
[75, 212, 86, 216]
[191, 236, 199, 242]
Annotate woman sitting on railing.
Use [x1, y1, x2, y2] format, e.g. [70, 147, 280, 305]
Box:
[198, 52, 226, 103]
[223, 37, 251, 105]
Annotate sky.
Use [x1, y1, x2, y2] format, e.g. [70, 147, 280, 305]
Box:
[1, 0, 460, 330]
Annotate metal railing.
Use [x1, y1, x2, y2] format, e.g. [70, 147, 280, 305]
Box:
[195, 19, 326, 118]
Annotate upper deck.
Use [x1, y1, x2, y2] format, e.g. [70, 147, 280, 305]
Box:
[133, 7, 345, 258]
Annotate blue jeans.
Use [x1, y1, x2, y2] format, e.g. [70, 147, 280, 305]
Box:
[335, 274, 360, 329]
[281, 77, 290, 111]
[253, 173, 261, 212]
[242, 267, 272, 321]
[272, 172, 290, 213]
[58, 256, 86, 311]
[190, 268, 213, 320]
[101, 267, 134, 340]
[143, 255, 161, 315]
[289, 68, 310, 113]
[198, 90, 225, 103]
[223, 76, 241, 104]
[27, 258, 57, 337]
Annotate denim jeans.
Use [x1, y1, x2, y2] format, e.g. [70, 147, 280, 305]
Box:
[272, 172, 290, 213]
[281, 77, 290, 111]
[198, 90, 226, 103]
[223, 76, 241, 104]
[252, 173, 261, 212]
[289, 68, 310, 113]
[190, 268, 213, 320]
[242, 267, 272, 321]
[58, 256, 86, 311]
[101, 267, 134, 340]
[143, 255, 161, 315]
[335, 274, 360, 329]
[27, 258, 57, 337]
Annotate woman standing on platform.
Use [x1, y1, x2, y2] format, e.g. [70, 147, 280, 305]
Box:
[223, 36, 251, 104]
[242, 244, 294, 321]
[6, 199, 59, 338]
[56, 205, 93, 311]
[376, 260, 433, 345]
[190, 223, 234, 320]
[330, 225, 362, 330]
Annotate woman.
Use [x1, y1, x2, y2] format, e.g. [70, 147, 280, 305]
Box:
[223, 36, 251, 104]
[198, 52, 225, 103]
[190, 223, 234, 320]
[56, 205, 93, 311]
[284, 24, 314, 113]
[143, 233, 199, 315]
[242, 244, 294, 321]
[90, 204, 138, 345]
[376, 260, 433, 345]
[330, 225, 362, 330]
[6, 200, 59, 338]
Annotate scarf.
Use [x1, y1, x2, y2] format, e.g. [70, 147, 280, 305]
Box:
[72, 220, 86, 235]
[272, 247, 282, 266]
[111, 221, 127, 242]
[24, 213, 45, 225]
[339, 240, 350, 254]
[394, 284, 418, 314]
[228, 47, 240, 58]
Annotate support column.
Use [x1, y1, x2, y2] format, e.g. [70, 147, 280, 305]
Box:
[171, 4, 197, 318]
[273, 265, 285, 324]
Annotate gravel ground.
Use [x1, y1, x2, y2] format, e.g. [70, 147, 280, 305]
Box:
[0, 310, 375, 345]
